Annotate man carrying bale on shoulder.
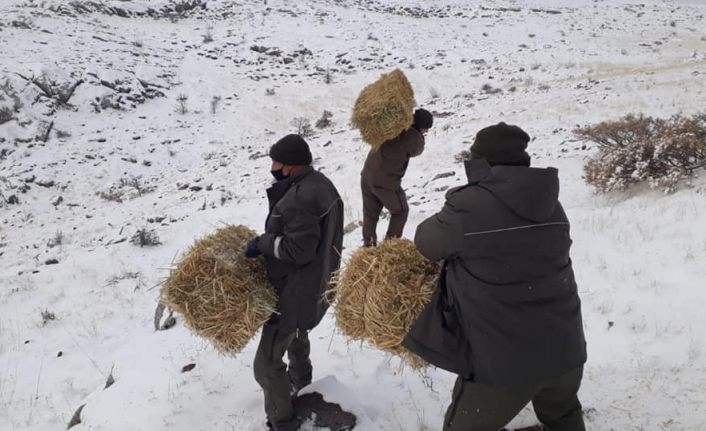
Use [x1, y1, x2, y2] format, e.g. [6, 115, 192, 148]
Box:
[404, 123, 587, 431]
[244, 134, 344, 431]
[360, 108, 433, 246]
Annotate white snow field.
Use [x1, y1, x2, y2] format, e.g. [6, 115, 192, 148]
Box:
[1, 0, 705, 430]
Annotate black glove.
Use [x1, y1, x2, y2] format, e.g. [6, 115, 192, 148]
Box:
[244, 237, 262, 258]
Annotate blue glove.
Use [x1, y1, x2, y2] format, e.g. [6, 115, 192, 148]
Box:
[244, 237, 262, 258]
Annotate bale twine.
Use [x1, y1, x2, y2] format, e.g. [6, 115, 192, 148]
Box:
[351, 69, 415, 151]
[332, 238, 440, 368]
[160, 225, 277, 354]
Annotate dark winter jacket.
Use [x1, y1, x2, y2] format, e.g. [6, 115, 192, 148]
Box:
[361, 128, 425, 191]
[258, 167, 344, 332]
[403, 159, 587, 387]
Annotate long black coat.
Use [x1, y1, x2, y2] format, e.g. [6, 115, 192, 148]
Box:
[258, 167, 344, 332]
[403, 159, 586, 387]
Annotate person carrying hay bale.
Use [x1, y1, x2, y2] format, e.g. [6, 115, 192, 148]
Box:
[159, 225, 277, 353]
[360, 108, 434, 246]
[332, 238, 440, 368]
[244, 134, 344, 431]
[403, 122, 587, 431]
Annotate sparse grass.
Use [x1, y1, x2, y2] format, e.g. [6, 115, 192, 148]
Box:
[119, 176, 150, 196]
[99, 189, 124, 203]
[105, 271, 142, 287]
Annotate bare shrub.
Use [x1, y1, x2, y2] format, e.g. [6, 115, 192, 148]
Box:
[99, 189, 124, 203]
[210, 95, 221, 114]
[175, 94, 188, 114]
[315, 110, 333, 129]
[41, 309, 56, 325]
[454, 149, 472, 163]
[481, 83, 502, 95]
[575, 113, 706, 193]
[265, 88, 276, 96]
[202, 24, 214, 43]
[131, 228, 161, 247]
[47, 230, 64, 247]
[291, 117, 314, 137]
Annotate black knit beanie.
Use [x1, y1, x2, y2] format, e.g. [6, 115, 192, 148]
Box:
[269, 134, 312, 165]
[470, 122, 531, 166]
[413, 108, 434, 130]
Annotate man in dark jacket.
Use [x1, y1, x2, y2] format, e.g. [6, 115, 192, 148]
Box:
[360, 108, 433, 246]
[245, 134, 344, 431]
[403, 123, 587, 431]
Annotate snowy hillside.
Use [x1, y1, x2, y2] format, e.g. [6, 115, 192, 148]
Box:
[1, 0, 706, 430]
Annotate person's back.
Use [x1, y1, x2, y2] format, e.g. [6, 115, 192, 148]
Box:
[262, 167, 343, 330]
[361, 127, 424, 190]
[405, 123, 586, 431]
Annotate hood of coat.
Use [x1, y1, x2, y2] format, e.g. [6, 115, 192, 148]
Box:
[463, 159, 560, 222]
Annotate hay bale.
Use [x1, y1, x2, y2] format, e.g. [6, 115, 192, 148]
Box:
[351, 69, 415, 150]
[331, 238, 440, 368]
[160, 225, 277, 354]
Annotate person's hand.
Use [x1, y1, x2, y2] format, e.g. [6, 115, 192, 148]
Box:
[244, 237, 262, 258]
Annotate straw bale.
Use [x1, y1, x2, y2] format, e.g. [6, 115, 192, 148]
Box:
[160, 225, 276, 354]
[352, 69, 415, 150]
[332, 238, 440, 368]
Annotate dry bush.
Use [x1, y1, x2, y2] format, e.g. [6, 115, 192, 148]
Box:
[291, 117, 314, 137]
[315, 110, 333, 129]
[175, 94, 188, 114]
[131, 228, 161, 247]
[575, 113, 706, 193]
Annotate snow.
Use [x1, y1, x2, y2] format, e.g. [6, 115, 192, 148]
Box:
[1, 0, 706, 430]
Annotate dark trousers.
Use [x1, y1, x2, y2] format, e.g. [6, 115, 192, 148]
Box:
[253, 324, 312, 430]
[444, 367, 585, 431]
[361, 179, 409, 246]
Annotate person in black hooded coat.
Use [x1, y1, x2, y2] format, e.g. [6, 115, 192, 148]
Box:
[245, 134, 344, 431]
[403, 123, 587, 431]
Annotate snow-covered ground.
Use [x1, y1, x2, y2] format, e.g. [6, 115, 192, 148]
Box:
[1, 0, 705, 430]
